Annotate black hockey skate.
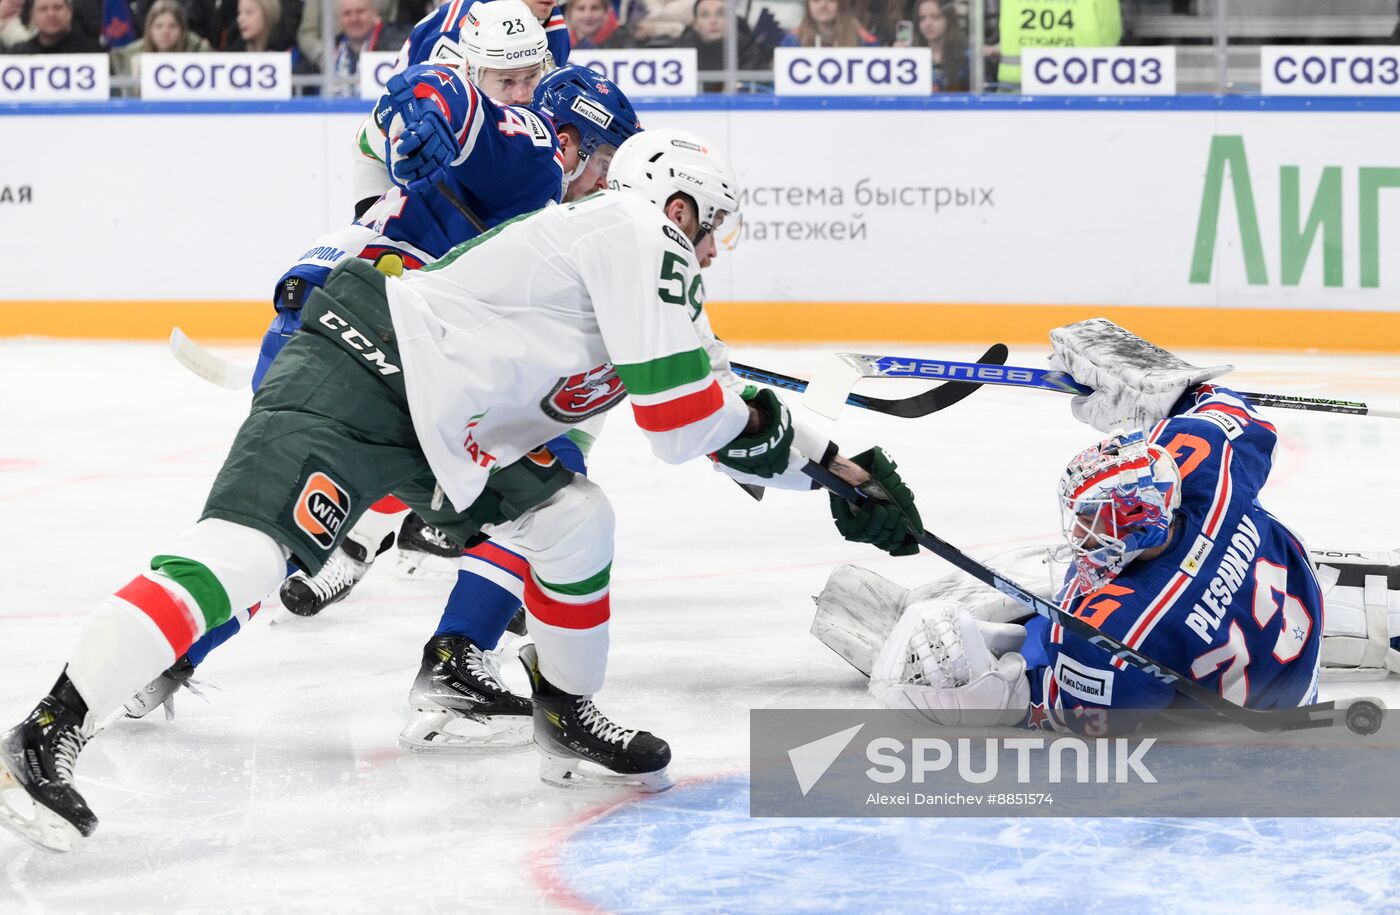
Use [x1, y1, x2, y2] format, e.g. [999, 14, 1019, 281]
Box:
[398, 635, 533, 752]
[124, 654, 200, 720]
[498, 606, 529, 649]
[518, 644, 672, 792]
[279, 540, 372, 616]
[0, 673, 97, 852]
[395, 512, 461, 579]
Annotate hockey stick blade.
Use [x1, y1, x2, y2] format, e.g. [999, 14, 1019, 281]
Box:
[802, 459, 1339, 733]
[840, 353, 1400, 420]
[732, 344, 1008, 420]
[170, 327, 253, 390]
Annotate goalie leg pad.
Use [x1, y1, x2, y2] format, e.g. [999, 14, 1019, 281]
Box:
[1314, 549, 1400, 680]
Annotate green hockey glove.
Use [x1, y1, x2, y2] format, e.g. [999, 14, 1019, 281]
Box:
[714, 388, 795, 478]
[829, 447, 923, 556]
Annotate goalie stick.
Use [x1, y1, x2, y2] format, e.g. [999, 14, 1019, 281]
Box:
[802, 353, 1400, 421]
[800, 459, 1350, 733]
[732, 344, 1008, 419]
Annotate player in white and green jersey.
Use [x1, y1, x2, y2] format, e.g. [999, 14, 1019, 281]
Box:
[0, 129, 926, 850]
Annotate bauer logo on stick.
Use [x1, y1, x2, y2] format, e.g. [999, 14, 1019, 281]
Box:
[293, 472, 352, 549]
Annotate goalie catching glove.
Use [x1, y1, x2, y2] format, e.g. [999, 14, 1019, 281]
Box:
[1049, 318, 1232, 434]
[713, 388, 795, 478]
[829, 447, 922, 556]
[869, 599, 1030, 727]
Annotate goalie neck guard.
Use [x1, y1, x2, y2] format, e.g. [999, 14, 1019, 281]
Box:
[1058, 430, 1181, 595]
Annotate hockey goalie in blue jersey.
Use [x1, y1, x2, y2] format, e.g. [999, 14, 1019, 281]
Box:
[810, 319, 1330, 728]
[1035, 386, 1323, 718]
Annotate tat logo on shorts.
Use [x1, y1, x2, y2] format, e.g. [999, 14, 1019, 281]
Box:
[541, 363, 627, 422]
[294, 471, 351, 549]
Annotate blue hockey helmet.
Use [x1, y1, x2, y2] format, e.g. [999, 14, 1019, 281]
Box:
[532, 65, 642, 160]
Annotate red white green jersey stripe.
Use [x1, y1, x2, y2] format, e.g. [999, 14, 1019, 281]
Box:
[616, 348, 728, 433]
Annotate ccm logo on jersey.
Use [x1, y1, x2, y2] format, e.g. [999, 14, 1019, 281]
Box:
[294, 471, 351, 549]
[317, 310, 402, 376]
[1054, 655, 1115, 704]
[541, 364, 627, 422]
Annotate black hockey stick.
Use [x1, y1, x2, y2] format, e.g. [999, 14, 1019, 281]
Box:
[732, 343, 1009, 419]
[802, 459, 1343, 733]
[805, 353, 1400, 421]
[436, 180, 489, 234]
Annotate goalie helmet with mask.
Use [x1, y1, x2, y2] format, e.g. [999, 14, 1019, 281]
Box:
[1058, 430, 1181, 596]
[608, 127, 741, 252]
[533, 65, 641, 189]
[455, 0, 552, 103]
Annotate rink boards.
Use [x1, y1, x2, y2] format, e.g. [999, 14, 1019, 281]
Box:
[2, 96, 1400, 350]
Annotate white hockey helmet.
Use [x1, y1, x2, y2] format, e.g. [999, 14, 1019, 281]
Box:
[608, 128, 741, 246]
[459, 0, 551, 84]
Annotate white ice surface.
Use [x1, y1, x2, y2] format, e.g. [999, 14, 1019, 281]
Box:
[2, 340, 1399, 913]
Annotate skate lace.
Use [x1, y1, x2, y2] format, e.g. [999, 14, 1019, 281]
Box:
[462, 645, 507, 692]
[308, 551, 364, 600]
[574, 699, 637, 745]
[52, 726, 87, 784]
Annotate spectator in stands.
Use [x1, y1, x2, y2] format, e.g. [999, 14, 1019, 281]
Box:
[224, 0, 290, 50]
[622, 0, 691, 46]
[297, 0, 408, 66]
[567, 0, 624, 48]
[851, 0, 900, 44]
[329, 0, 406, 92]
[895, 0, 967, 90]
[779, 0, 878, 47]
[0, 0, 36, 49]
[676, 0, 768, 70]
[11, 0, 100, 51]
[111, 0, 211, 75]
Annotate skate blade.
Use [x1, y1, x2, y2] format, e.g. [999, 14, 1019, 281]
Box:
[537, 751, 674, 794]
[398, 707, 533, 754]
[0, 759, 82, 853]
[393, 549, 459, 581]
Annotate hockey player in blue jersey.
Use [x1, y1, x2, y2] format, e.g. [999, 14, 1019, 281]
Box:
[816, 320, 1332, 728]
[349, 0, 570, 216]
[126, 64, 643, 721]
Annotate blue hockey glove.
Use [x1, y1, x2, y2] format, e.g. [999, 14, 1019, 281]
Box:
[381, 73, 457, 188]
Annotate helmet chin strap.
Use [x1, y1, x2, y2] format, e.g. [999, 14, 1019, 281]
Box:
[564, 156, 589, 184]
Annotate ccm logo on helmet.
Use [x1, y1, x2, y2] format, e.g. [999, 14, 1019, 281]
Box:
[294, 471, 351, 549]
